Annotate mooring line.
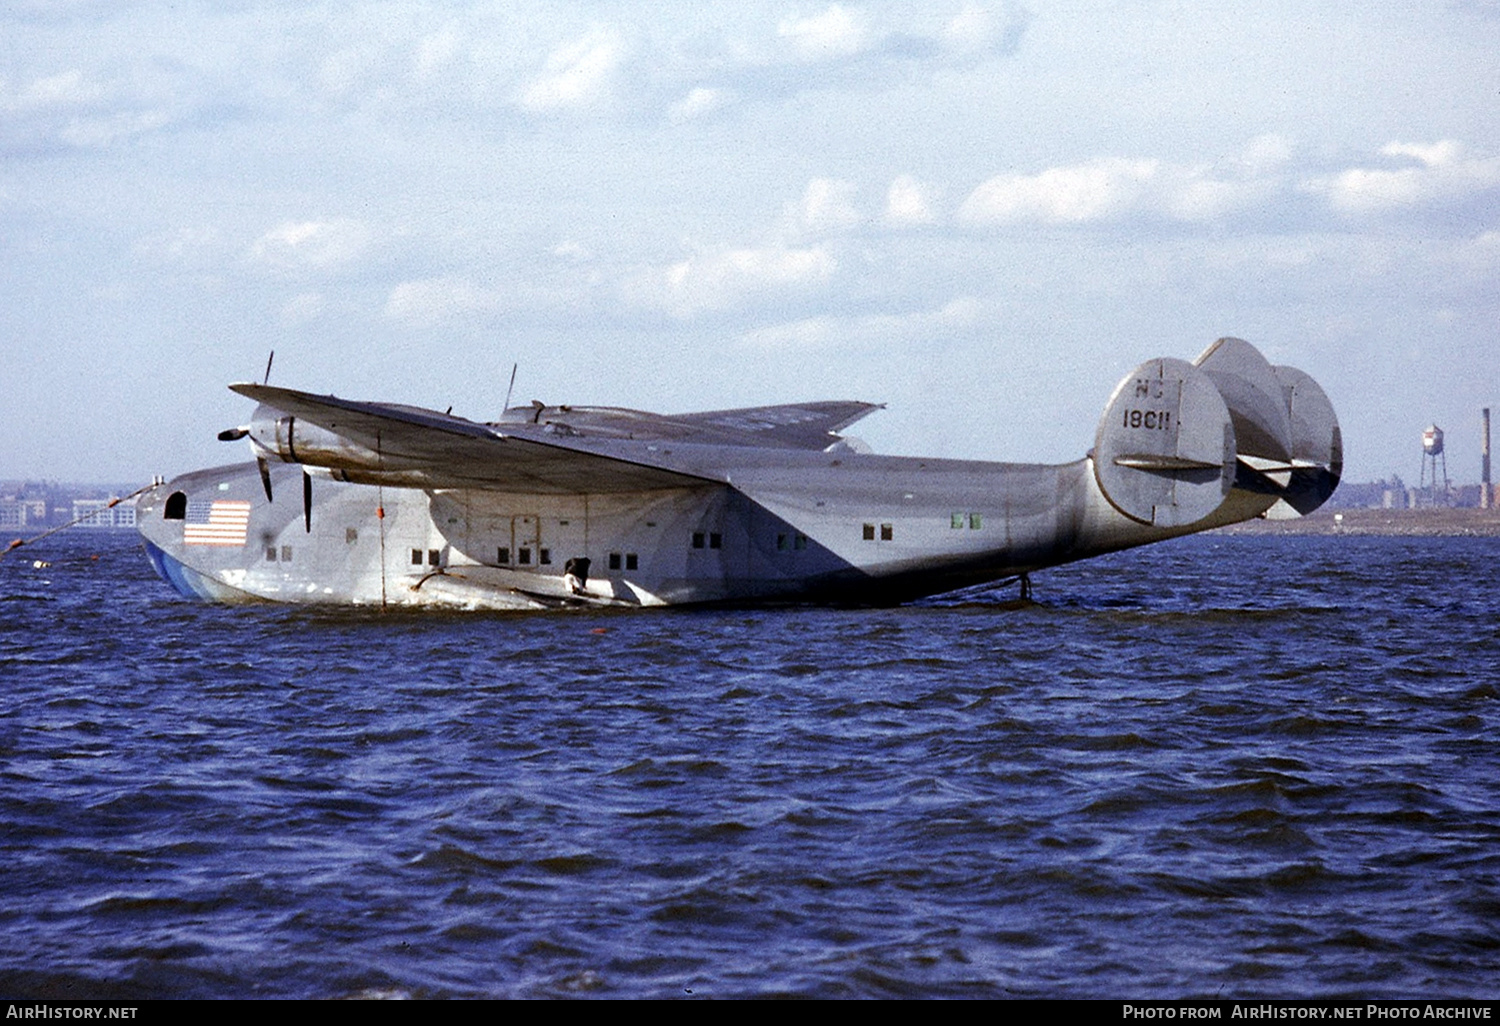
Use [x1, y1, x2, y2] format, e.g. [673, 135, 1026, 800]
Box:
[2, 481, 156, 560]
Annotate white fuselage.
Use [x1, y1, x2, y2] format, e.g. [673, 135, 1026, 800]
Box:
[137, 448, 1273, 610]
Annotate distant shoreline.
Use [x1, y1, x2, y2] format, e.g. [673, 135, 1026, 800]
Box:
[1218, 507, 1500, 537]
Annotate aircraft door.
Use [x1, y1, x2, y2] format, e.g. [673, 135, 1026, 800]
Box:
[511, 514, 540, 570]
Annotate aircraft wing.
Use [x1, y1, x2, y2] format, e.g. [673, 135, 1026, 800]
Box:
[494, 399, 883, 449]
[669, 401, 883, 449]
[229, 384, 720, 494]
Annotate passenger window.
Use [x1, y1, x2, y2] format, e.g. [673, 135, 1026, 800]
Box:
[880, 524, 893, 541]
[969, 513, 982, 530]
[428, 549, 440, 566]
[609, 552, 621, 570]
[709, 532, 722, 549]
[266, 546, 278, 562]
[951, 512, 965, 529]
[692, 532, 705, 549]
[411, 549, 423, 566]
[518, 547, 531, 565]
[281, 545, 293, 563]
[498, 547, 510, 564]
[540, 549, 551, 565]
[862, 524, 875, 541]
[625, 553, 638, 570]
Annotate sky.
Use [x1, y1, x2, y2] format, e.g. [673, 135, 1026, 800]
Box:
[3, 0, 1498, 488]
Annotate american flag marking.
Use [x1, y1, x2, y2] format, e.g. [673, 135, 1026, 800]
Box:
[183, 499, 252, 546]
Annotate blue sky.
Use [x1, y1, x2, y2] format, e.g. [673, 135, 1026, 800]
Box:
[4, 1, 1498, 487]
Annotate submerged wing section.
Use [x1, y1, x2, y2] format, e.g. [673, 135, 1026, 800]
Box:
[230, 384, 716, 494]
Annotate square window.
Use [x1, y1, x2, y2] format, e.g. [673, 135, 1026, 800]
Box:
[969, 513, 983, 530]
[540, 549, 551, 565]
[498, 547, 510, 564]
[951, 512, 965, 529]
[411, 549, 423, 566]
[609, 552, 622, 570]
[862, 523, 875, 540]
[428, 549, 441, 566]
[346, 527, 358, 544]
[266, 546, 278, 562]
[709, 532, 722, 549]
[281, 545, 294, 562]
[692, 532, 705, 549]
[625, 553, 638, 570]
[776, 533, 787, 551]
[880, 523, 893, 541]
[794, 533, 807, 550]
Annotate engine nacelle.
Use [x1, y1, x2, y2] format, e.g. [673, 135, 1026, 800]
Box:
[247, 404, 385, 472]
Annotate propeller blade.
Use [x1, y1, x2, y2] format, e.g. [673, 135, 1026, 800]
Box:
[303, 471, 313, 533]
[257, 457, 274, 503]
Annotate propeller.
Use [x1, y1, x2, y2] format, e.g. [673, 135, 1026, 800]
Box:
[257, 457, 274, 503]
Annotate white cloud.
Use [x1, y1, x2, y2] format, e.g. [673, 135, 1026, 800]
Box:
[798, 178, 860, 232]
[943, 4, 995, 53]
[385, 276, 504, 325]
[958, 156, 1277, 225]
[625, 246, 836, 319]
[1381, 140, 1463, 167]
[884, 175, 936, 226]
[1240, 133, 1294, 174]
[249, 219, 372, 271]
[960, 158, 1160, 224]
[740, 296, 988, 350]
[1312, 140, 1500, 212]
[4, 69, 102, 112]
[412, 25, 462, 84]
[668, 86, 730, 122]
[521, 28, 623, 112]
[778, 5, 870, 62]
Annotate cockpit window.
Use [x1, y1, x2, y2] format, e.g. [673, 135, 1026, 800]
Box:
[164, 492, 187, 520]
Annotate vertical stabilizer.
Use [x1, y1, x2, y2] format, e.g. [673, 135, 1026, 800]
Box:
[1094, 357, 1237, 527]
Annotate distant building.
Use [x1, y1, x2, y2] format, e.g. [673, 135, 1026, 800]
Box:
[71, 498, 135, 529]
[0, 501, 28, 529]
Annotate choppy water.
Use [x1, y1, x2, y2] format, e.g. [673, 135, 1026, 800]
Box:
[2, 530, 1498, 999]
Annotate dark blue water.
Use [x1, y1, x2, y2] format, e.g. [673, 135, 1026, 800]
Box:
[2, 531, 1498, 998]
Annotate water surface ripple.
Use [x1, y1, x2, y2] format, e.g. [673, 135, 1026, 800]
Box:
[2, 533, 1497, 998]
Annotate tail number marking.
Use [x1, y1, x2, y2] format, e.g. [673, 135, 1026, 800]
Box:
[1123, 409, 1173, 431]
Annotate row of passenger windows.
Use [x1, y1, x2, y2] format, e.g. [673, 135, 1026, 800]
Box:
[386, 514, 985, 571]
[496, 547, 551, 566]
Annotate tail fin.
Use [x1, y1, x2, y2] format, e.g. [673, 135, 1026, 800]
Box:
[1093, 357, 1237, 527]
[1194, 338, 1342, 519]
[1093, 338, 1341, 527]
[1266, 364, 1343, 518]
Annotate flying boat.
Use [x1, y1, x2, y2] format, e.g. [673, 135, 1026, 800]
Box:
[137, 337, 1340, 610]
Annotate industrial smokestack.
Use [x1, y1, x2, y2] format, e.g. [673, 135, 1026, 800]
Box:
[1484, 407, 1492, 510]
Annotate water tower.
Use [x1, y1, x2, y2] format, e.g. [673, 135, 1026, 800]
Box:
[1420, 424, 1449, 504]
